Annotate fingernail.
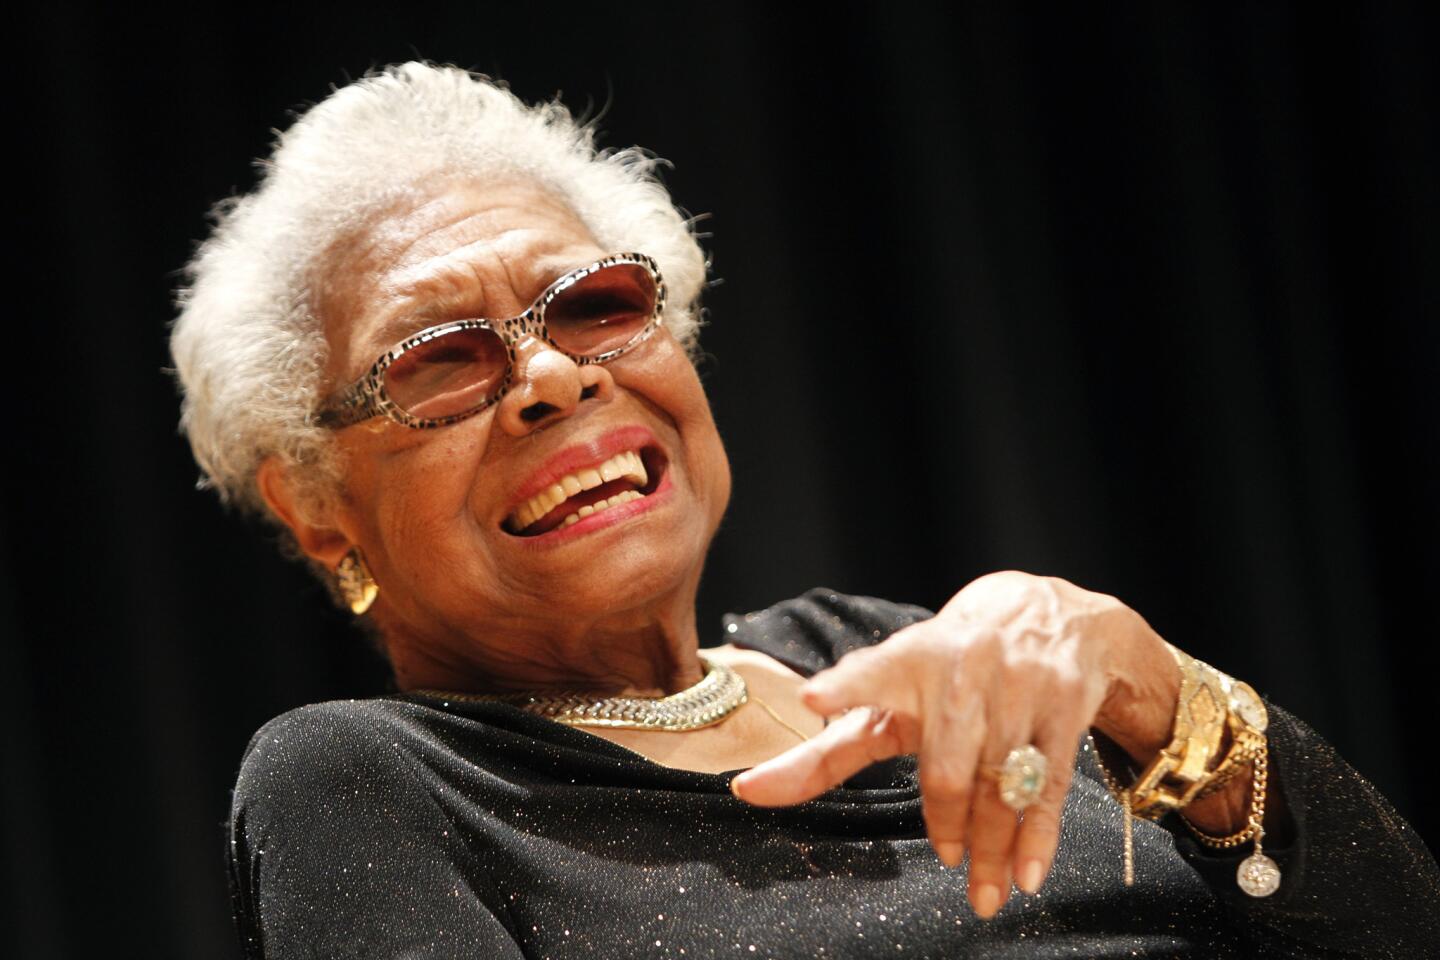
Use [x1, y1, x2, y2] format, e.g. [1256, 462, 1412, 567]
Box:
[729, 776, 747, 798]
[973, 883, 1002, 918]
[934, 841, 964, 867]
[1017, 859, 1044, 894]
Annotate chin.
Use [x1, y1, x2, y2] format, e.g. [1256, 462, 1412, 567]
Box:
[544, 532, 706, 617]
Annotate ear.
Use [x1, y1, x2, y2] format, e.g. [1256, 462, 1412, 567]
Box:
[256, 456, 355, 572]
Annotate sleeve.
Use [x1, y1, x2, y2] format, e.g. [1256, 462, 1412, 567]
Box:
[227, 704, 527, 960]
[723, 588, 935, 675]
[1157, 703, 1440, 959]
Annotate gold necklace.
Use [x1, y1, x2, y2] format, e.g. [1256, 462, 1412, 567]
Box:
[749, 694, 812, 743]
[410, 654, 748, 732]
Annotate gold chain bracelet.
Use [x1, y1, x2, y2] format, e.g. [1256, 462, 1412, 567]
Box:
[1180, 747, 1268, 849]
[1090, 646, 1281, 898]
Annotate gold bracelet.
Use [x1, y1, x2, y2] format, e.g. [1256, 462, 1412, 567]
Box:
[1179, 745, 1265, 848]
[1124, 645, 1267, 820]
[1091, 646, 1280, 897]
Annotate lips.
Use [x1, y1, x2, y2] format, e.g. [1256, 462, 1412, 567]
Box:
[502, 429, 668, 537]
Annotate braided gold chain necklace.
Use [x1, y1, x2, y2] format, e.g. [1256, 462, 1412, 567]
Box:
[411, 654, 751, 732]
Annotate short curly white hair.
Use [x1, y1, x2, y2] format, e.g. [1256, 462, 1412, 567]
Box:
[172, 62, 708, 515]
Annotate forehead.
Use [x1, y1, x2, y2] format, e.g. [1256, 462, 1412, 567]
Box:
[316, 179, 604, 380]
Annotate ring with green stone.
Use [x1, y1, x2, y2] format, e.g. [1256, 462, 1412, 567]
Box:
[990, 744, 1049, 811]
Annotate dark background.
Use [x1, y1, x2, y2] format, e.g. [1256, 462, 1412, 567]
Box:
[5, 2, 1436, 956]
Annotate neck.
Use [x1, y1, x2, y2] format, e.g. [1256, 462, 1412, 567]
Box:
[383, 577, 707, 698]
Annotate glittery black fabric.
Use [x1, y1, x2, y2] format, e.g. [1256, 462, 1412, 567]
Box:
[228, 589, 1439, 958]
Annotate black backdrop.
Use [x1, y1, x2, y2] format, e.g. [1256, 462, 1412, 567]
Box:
[6, 3, 1437, 956]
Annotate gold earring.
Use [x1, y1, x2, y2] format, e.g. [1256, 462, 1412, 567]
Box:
[335, 548, 378, 615]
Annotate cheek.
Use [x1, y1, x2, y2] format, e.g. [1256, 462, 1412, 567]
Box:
[677, 381, 730, 505]
[341, 423, 494, 562]
[628, 335, 715, 426]
[652, 356, 731, 521]
[709, 433, 733, 513]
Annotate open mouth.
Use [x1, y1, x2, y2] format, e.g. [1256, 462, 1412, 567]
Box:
[504, 446, 667, 537]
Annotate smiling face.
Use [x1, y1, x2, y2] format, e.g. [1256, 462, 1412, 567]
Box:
[266, 179, 731, 692]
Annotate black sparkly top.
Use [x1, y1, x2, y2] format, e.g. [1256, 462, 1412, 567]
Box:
[227, 590, 1439, 958]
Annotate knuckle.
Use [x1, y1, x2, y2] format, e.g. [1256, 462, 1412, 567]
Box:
[834, 645, 881, 671]
[896, 621, 945, 659]
[1092, 588, 1122, 611]
[825, 707, 870, 742]
[941, 663, 983, 712]
[1019, 803, 1062, 837]
[922, 806, 967, 841]
[1040, 779, 1072, 810]
[948, 572, 1024, 614]
[841, 704, 877, 727]
[919, 766, 972, 803]
[867, 711, 908, 757]
[973, 570, 1037, 590]
[967, 849, 1010, 881]
[968, 830, 1014, 860]
[1044, 763, 1075, 796]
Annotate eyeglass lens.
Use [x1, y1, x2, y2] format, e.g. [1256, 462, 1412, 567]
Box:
[383, 262, 658, 420]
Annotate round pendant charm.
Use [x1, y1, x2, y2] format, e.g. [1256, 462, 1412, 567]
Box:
[1237, 852, 1281, 897]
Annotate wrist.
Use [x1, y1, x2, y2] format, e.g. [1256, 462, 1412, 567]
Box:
[1090, 634, 1285, 897]
[1178, 765, 1253, 835]
[1098, 639, 1268, 822]
[1092, 627, 1182, 766]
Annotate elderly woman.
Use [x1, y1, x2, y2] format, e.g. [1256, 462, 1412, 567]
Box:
[174, 64, 1436, 958]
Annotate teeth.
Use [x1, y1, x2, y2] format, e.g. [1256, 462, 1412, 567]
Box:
[509, 449, 650, 530]
[555, 490, 645, 529]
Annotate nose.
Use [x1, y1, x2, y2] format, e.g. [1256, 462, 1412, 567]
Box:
[494, 336, 614, 436]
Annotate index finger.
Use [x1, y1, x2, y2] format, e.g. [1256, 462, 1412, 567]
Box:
[730, 707, 919, 807]
[801, 637, 928, 717]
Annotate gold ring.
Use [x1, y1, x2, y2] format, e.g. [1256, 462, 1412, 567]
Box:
[984, 744, 1048, 811]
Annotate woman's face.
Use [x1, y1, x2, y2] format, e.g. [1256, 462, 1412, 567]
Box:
[304, 180, 731, 661]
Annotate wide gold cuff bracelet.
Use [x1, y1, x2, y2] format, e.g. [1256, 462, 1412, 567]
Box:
[1124, 643, 1268, 821]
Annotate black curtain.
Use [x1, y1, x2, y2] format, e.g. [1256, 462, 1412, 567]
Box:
[6, 3, 1436, 956]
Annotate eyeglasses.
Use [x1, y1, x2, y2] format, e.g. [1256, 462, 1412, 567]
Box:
[314, 253, 666, 429]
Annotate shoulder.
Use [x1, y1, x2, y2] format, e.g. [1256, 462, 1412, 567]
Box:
[226, 702, 527, 957]
[722, 588, 934, 674]
[231, 699, 430, 823]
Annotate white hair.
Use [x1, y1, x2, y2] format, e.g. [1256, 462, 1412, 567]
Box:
[172, 62, 708, 514]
